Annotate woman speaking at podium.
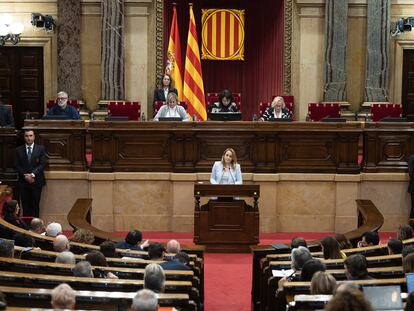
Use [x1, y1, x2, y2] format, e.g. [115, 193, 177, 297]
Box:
[210, 148, 242, 185]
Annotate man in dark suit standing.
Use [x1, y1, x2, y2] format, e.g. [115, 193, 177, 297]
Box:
[14, 129, 47, 217]
[408, 154, 414, 218]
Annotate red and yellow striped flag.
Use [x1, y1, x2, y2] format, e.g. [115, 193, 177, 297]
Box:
[166, 5, 183, 100]
[183, 4, 207, 121]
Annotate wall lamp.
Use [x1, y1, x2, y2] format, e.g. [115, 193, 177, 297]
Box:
[0, 14, 24, 46]
[31, 13, 55, 32]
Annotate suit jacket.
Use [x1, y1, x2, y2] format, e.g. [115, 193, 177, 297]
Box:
[0, 104, 14, 127]
[408, 154, 414, 193]
[47, 104, 80, 119]
[15, 144, 47, 187]
[154, 104, 189, 121]
[153, 87, 178, 102]
[210, 161, 242, 184]
[160, 259, 191, 271]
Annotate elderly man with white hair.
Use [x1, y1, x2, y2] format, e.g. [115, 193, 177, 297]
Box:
[131, 289, 158, 311]
[45, 222, 62, 237]
[53, 235, 70, 253]
[51, 283, 76, 310]
[46, 91, 80, 119]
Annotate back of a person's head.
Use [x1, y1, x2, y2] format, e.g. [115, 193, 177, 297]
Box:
[30, 218, 45, 234]
[398, 224, 413, 241]
[46, 222, 62, 237]
[334, 233, 353, 249]
[86, 250, 108, 267]
[300, 259, 326, 281]
[148, 242, 165, 260]
[403, 252, 414, 273]
[125, 230, 142, 245]
[72, 260, 93, 277]
[362, 231, 380, 246]
[387, 238, 403, 254]
[56, 251, 76, 265]
[166, 239, 180, 254]
[325, 285, 373, 311]
[51, 283, 76, 310]
[344, 254, 368, 279]
[0, 238, 14, 258]
[174, 251, 190, 265]
[13, 232, 35, 247]
[144, 263, 165, 293]
[131, 289, 158, 311]
[321, 236, 342, 259]
[405, 292, 414, 311]
[70, 228, 95, 245]
[310, 271, 336, 295]
[100, 240, 117, 258]
[291, 246, 312, 270]
[291, 237, 307, 249]
[53, 234, 70, 252]
[3, 200, 17, 217]
[403, 245, 414, 258]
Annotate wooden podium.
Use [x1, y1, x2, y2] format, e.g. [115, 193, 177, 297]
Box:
[193, 184, 260, 252]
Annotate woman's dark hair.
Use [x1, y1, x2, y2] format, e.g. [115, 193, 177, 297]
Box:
[86, 250, 108, 267]
[397, 224, 413, 241]
[334, 234, 352, 249]
[125, 230, 142, 245]
[219, 89, 233, 105]
[3, 200, 18, 218]
[300, 259, 326, 281]
[160, 74, 172, 88]
[100, 241, 117, 258]
[321, 236, 342, 259]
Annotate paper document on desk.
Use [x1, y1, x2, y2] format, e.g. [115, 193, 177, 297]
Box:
[272, 269, 294, 277]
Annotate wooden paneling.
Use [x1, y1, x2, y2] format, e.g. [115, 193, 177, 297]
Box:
[24, 120, 87, 171]
[0, 128, 18, 185]
[89, 121, 362, 173]
[363, 122, 414, 172]
[402, 49, 414, 121]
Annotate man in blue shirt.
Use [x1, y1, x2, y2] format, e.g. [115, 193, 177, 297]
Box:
[47, 91, 80, 119]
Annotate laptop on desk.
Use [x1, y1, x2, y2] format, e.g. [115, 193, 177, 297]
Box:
[208, 112, 242, 121]
[363, 285, 403, 311]
[268, 118, 292, 122]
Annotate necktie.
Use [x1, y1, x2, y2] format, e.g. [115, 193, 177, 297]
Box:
[27, 146, 32, 161]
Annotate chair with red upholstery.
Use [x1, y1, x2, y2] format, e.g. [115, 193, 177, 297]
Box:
[108, 101, 141, 120]
[206, 92, 242, 111]
[308, 103, 341, 121]
[370, 103, 402, 122]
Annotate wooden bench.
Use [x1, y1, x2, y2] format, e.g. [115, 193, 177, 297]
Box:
[0, 285, 195, 311]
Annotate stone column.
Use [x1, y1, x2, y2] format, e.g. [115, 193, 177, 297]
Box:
[101, 0, 125, 100]
[57, 0, 81, 99]
[364, 0, 390, 102]
[323, 0, 348, 102]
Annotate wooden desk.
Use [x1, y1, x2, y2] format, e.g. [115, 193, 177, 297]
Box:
[23, 120, 87, 171]
[194, 184, 260, 252]
[89, 121, 361, 173]
[363, 122, 414, 172]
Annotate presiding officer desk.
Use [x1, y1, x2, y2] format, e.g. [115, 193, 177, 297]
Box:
[13, 119, 414, 173]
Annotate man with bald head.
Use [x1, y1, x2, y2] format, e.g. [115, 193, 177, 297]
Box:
[30, 218, 45, 234]
[53, 235, 70, 252]
[166, 239, 180, 254]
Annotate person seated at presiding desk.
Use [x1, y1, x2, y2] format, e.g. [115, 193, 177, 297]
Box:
[0, 99, 14, 128]
[153, 92, 189, 121]
[260, 96, 291, 121]
[153, 74, 178, 103]
[46, 91, 80, 119]
[210, 148, 242, 184]
[208, 89, 239, 113]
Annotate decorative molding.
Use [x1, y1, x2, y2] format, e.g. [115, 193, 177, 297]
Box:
[155, 0, 164, 84]
[283, 0, 293, 95]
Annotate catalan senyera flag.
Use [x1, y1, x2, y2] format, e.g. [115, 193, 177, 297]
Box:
[183, 4, 207, 121]
[165, 5, 183, 100]
[201, 9, 245, 60]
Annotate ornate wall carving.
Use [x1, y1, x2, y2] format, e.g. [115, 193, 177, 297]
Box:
[283, 0, 293, 95]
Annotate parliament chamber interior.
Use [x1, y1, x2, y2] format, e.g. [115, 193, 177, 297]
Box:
[1, 0, 414, 310]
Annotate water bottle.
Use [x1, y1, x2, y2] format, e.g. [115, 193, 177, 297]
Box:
[305, 113, 311, 122]
[365, 111, 369, 122]
[89, 111, 95, 120]
[141, 112, 146, 121]
[252, 113, 257, 121]
[193, 114, 197, 122]
[25, 112, 31, 120]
